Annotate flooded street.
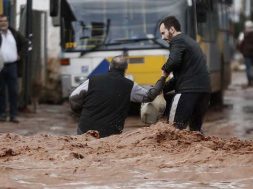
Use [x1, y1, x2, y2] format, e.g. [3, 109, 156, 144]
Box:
[204, 71, 253, 139]
[0, 71, 253, 189]
[1, 71, 252, 140]
[1, 0, 251, 187]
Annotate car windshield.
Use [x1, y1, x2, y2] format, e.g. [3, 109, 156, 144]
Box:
[62, 0, 188, 51]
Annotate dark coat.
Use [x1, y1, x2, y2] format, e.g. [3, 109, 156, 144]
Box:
[78, 70, 134, 138]
[238, 31, 253, 58]
[162, 33, 211, 93]
[0, 27, 28, 77]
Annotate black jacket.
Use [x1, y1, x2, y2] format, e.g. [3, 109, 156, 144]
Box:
[0, 27, 28, 76]
[78, 70, 134, 137]
[69, 69, 166, 138]
[162, 34, 211, 93]
[238, 31, 253, 58]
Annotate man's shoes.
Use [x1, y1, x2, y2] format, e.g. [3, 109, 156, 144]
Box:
[242, 81, 253, 89]
[0, 116, 7, 122]
[9, 117, 20, 123]
[241, 84, 251, 89]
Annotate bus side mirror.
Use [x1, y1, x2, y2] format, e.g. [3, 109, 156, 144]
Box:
[50, 0, 59, 17]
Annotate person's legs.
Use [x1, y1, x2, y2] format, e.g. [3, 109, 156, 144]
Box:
[0, 68, 7, 120]
[168, 93, 199, 130]
[5, 63, 18, 120]
[77, 127, 83, 135]
[244, 57, 253, 86]
[189, 93, 210, 131]
[163, 92, 175, 117]
[249, 58, 253, 84]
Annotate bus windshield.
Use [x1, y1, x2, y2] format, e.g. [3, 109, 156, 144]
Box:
[61, 0, 188, 52]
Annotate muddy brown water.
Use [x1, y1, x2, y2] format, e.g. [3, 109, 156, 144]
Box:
[0, 124, 252, 188]
[0, 71, 252, 188]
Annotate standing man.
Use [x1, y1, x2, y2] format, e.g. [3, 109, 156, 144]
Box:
[69, 55, 168, 138]
[159, 16, 211, 132]
[0, 15, 27, 123]
[237, 20, 253, 87]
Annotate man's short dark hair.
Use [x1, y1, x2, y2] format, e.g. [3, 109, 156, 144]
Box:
[110, 55, 128, 71]
[159, 16, 181, 32]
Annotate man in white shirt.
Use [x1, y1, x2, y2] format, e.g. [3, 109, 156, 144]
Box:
[0, 15, 27, 123]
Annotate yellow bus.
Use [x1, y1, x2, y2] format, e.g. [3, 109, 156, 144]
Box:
[50, 0, 233, 105]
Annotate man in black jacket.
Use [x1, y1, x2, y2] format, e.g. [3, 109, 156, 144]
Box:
[69, 55, 168, 138]
[0, 15, 27, 123]
[159, 16, 211, 132]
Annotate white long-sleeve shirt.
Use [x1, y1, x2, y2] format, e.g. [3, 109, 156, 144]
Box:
[0, 30, 18, 63]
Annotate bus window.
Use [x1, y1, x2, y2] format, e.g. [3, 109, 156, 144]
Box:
[218, 2, 230, 31]
[50, 0, 59, 17]
[60, 0, 188, 52]
[196, 0, 218, 42]
[196, 0, 208, 23]
[60, 0, 76, 50]
[87, 22, 106, 47]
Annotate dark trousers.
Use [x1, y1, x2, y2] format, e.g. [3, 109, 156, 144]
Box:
[77, 127, 83, 135]
[244, 57, 253, 85]
[165, 92, 210, 131]
[0, 63, 18, 118]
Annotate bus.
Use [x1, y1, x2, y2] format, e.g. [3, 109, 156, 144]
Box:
[50, 0, 233, 105]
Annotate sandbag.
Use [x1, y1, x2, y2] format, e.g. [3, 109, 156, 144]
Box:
[140, 94, 166, 124]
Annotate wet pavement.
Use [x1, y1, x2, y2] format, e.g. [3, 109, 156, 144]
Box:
[203, 71, 253, 139]
[0, 103, 76, 136]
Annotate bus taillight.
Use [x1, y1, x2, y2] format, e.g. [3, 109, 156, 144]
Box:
[60, 58, 70, 66]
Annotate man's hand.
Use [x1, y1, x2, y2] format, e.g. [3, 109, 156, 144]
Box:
[162, 70, 169, 78]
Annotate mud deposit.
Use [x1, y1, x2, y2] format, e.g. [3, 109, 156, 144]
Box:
[0, 122, 252, 189]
